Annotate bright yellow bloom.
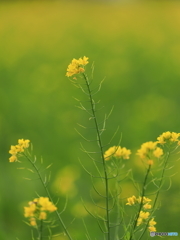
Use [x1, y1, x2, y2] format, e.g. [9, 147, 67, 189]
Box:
[171, 132, 180, 142]
[126, 195, 137, 206]
[78, 56, 89, 65]
[148, 226, 156, 232]
[139, 211, 150, 219]
[24, 202, 37, 218]
[153, 147, 163, 158]
[137, 211, 150, 226]
[148, 217, 157, 232]
[149, 218, 157, 226]
[9, 139, 30, 162]
[24, 197, 57, 226]
[137, 141, 163, 160]
[136, 141, 157, 159]
[9, 155, 17, 162]
[143, 203, 152, 210]
[66, 56, 89, 77]
[104, 146, 131, 160]
[137, 196, 152, 204]
[39, 197, 57, 212]
[9, 145, 18, 155]
[157, 131, 180, 144]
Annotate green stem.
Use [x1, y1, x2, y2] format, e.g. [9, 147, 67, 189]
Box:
[38, 220, 43, 240]
[24, 153, 73, 240]
[138, 151, 170, 240]
[83, 73, 110, 240]
[129, 164, 151, 240]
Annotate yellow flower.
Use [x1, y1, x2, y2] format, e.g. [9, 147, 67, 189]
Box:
[149, 218, 157, 226]
[78, 56, 89, 65]
[30, 217, 37, 226]
[24, 203, 37, 218]
[24, 197, 57, 226]
[157, 131, 180, 144]
[9, 145, 18, 155]
[137, 211, 150, 226]
[137, 196, 152, 204]
[153, 147, 163, 158]
[148, 218, 157, 232]
[137, 141, 163, 161]
[39, 212, 47, 220]
[170, 132, 180, 142]
[139, 211, 150, 219]
[66, 56, 89, 77]
[9, 155, 17, 162]
[126, 195, 137, 206]
[143, 203, 152, 210]
[136, 141, 157, 159]
[148, 226, 156, 232]
[39, 197, 57, 212]
[9, 139, 30, 162]
[137, 211, 151, 226]
[137, 217, 143, 226]
[104, 146, 131, 160]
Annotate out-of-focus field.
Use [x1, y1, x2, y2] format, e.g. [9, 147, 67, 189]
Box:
[0, 1, 180, 239]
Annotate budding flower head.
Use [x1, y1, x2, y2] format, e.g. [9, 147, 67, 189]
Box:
[24, 197, 57, 226]
[157, 131, 180, 145]
[136, 141, 163, 162]
[9, 139, 30, 162]
[66, 56, 89, 77]
[104, 146, 131, 160]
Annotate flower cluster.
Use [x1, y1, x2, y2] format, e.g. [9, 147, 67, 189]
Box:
[66, 56, 89, 77]
[157, 131, 180, 145]
[136, 141, 163, 163]
[9, 139, 30, 162]
[24, 197, 57, 226]
[126, 195, 156, 232]
[126, 195, 152, 209]
[104, 146, 131, 160]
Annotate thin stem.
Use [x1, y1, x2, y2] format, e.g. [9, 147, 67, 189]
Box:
[129, 164, 151, 240]
[138, 150, 170, 240]
[24, 153, 73, 240]
[38, 220, 43, 240]
[83, 73, 111, 240]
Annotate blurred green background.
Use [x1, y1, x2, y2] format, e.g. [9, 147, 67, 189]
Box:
[1, 0, 180, 239]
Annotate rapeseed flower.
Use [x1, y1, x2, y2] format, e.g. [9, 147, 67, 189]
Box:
[126, 195, 137, 206]
[126, 195, 152, 208]
[66, 56, 89, 77]
[137, 211, 150, 226]
[104, 146, 131, 160]
[24, 197, 57, 226]
[136, 141, 163, 161]
[157, 131, 180, 145]
[9, 139, 30, 162]
[148, 218, 157, 232]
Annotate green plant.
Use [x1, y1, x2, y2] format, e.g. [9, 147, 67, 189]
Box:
[9, 57, 179, 240]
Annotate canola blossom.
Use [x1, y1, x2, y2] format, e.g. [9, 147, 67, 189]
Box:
[9, 139, 30, 162]
[126, 195, 157, 231]
[104, 146, 131, 160]
[136, 141, 163, 162]
[24, 197, 57, 226]
[157, 131, 180, 145]
[66, 56, 89, 77]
